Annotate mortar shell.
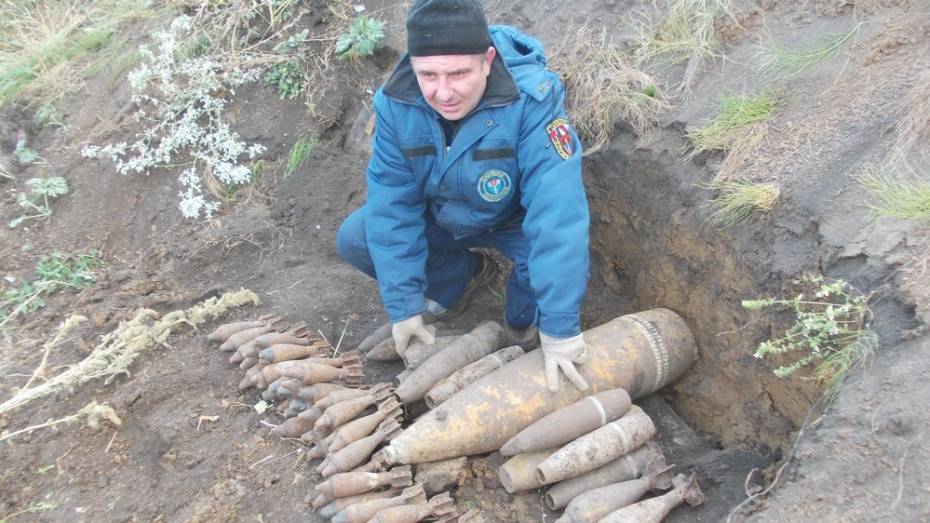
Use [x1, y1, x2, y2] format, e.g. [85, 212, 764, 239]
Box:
[502, 387, 631, 456]
[394, 369, 412, 386]
[499, 449, 558, 494]
[544, 441, 664, 510]
[316, 466, 412, 506]
[255, 332, 317, 349]
[272, 412, 316, 437]
[382, 309, 695, 464]
[321, 487, 402, 518]
[322, 419, 403, 477]
[425, 345, 525, 408]
[239, 361, 268, 391]
[597, 473, 702, 523]
[220, 325, 272, 352]
[557, 460, 673, 523]
[402, 335, 461, 369]
[317, 384, 389, 409]
[395, 321, 505, 404]
[315, 395, 379, 434]
[208, 320, 267, 343]
[259, 341, 330, 363]
[332, 485, 426, 523]
[239, 340, 261, 360]
[366, 326, 440, 362]
[330, 398, 403, 453]
[284, 398, 309, 418]
[229, 344, 247, 364]
[276, 378, 303, 399]
[239, 356, 258, 370]
[304, 382, 352, 402]
[536, 406, 655, 485]
[368, 504, 431, 523]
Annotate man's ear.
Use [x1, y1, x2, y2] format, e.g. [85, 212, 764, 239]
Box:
[483, 46, 496, 75]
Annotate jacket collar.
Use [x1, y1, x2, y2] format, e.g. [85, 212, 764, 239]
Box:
[382, 49, 520, 109]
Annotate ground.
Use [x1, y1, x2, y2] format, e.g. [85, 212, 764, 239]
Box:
[1, 0, 929, 522]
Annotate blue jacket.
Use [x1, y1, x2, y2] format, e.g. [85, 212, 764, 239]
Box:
[364, 25, 590, 338]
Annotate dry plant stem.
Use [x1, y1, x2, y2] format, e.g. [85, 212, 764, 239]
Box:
[0, 289, 260, 416]
[0, 400, 121, 443]
[892, 75, 930, 164]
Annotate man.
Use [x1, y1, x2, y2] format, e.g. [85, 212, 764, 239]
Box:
[336, 0, 590, 392]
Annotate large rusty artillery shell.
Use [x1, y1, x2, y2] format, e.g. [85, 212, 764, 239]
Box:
[368, 491, 455, 523]
[220, 325, 273, 352]
[395, 321, 505, 404]
[499, 449, 558, 494]
[320, 419, 403, 477]
[597, 473, 703, 523]
[258, 342, 332, 363]
[544, 441, 665, 510]
[425, 346, 525, 408]
[382, 309, 695, 464]
[329, 398, 403, 453]
[402, 335, 460, 369]
[315, 386, 394, 434]
[536, 406, 655, 485]
[555, 460, 673, 523]
[357, 323, 394, 353]
[367, 325, 439, 362]
[320, 487, 402, 518]
[502, 388, 631, 456]
[331, 485, 426, 523]
[313, 466, 413, 507]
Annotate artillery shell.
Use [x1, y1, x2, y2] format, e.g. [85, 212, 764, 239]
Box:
[314, 466, 413, 506]
[401, 335, 460, 369]
[536, 406, 655, 485]
[320, 419, 403, 477]
[329, 398, 403, 453]
[284, 398, 309, 418]
[229, 344, 247, 364]
[275, 378, 303, 399]
[425, 345, 524, 408]
[208, 320, 267, 343]
[255, 331, 317, 349]
[544, 441, 665, 510]
[331, 485, 426, 523]
[239, 340, 261, 360]
[354, 449, 389, 473]
[395, 321, 505, 404]
[555, 460, 674, 523]
[502, 387, 632, 456]
[357, 322, 394, 353]
[219, 325, 273, 352]
[300, 382, 352, 402]
[499, 449, 558, 494]
[597, 473, 703, 523]
[382, 309, 695, 465]
[319, 487, 402, 518]
[305, 431, 337, 458]
[239, 356, 258, 370]
[317, 383, 390, 409]
[368, 492, 455, 523]
[239, 361, 268, 391]
[395, 369, 412, 386]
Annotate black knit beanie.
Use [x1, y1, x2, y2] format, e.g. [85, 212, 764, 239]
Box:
[406, 0, 491, 57]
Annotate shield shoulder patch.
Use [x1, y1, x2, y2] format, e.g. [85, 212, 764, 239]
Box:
[546, 118, 576, 160]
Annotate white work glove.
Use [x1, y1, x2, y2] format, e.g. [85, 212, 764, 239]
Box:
[540, 333, 590, 393]
[392, 314, 435, 357]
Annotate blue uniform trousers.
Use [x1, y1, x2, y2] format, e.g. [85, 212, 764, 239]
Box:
[336, 207, 537, 329]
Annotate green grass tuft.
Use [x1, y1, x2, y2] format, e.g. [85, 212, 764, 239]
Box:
[860, 166, 930, 222]
[758, 24, 861, 77]
[704, 180, 780, 227]
[687, 92, 782, 152]
[285, 135, 315, 178]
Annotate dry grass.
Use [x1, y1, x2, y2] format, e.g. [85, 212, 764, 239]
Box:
[890, 73, 930, 165]
[704, 180, 780, 227]
[632, 0, 731, 97]
[551, 26, 670, 154]
[757, 24, 861, 77]
[860, 160, 930, 222]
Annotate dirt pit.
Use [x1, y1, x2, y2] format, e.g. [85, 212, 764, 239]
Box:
[2, 0, 930, 522]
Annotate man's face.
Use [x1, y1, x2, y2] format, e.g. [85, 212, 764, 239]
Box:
[410, 47, 495, 121]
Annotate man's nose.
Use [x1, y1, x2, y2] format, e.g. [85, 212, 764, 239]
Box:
[436, 77, 454, 101]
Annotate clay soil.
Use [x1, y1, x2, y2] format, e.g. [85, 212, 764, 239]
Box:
[1, 0, 929, 522]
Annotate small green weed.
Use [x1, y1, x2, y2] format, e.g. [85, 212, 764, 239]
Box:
[0, 500, 59, 522]
[286, 135, 315, 178]
[0, 251, 105, 327]
[273, 28, 309, 53]
[34, 100, 65, 127]
[10, 176, 69, 228]
[687, 92, 782, 153]
[704, 180, 779, 227]
[13, 137, 44, 165]
[758, 24, 861, 77]
[335, 15, 385, 60]
[743, 274, 876, 400]
[860, 165, 930, 222]
[264, 59, 305, 99]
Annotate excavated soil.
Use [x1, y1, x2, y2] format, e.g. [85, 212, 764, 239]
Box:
[2, 0, 929, 522]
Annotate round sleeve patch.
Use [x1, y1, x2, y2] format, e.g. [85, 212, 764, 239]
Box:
[546, 118, 576, 160]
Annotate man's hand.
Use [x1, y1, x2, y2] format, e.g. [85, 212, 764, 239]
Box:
[392, 314, 435, 357]
[540, 333, 590, 393]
